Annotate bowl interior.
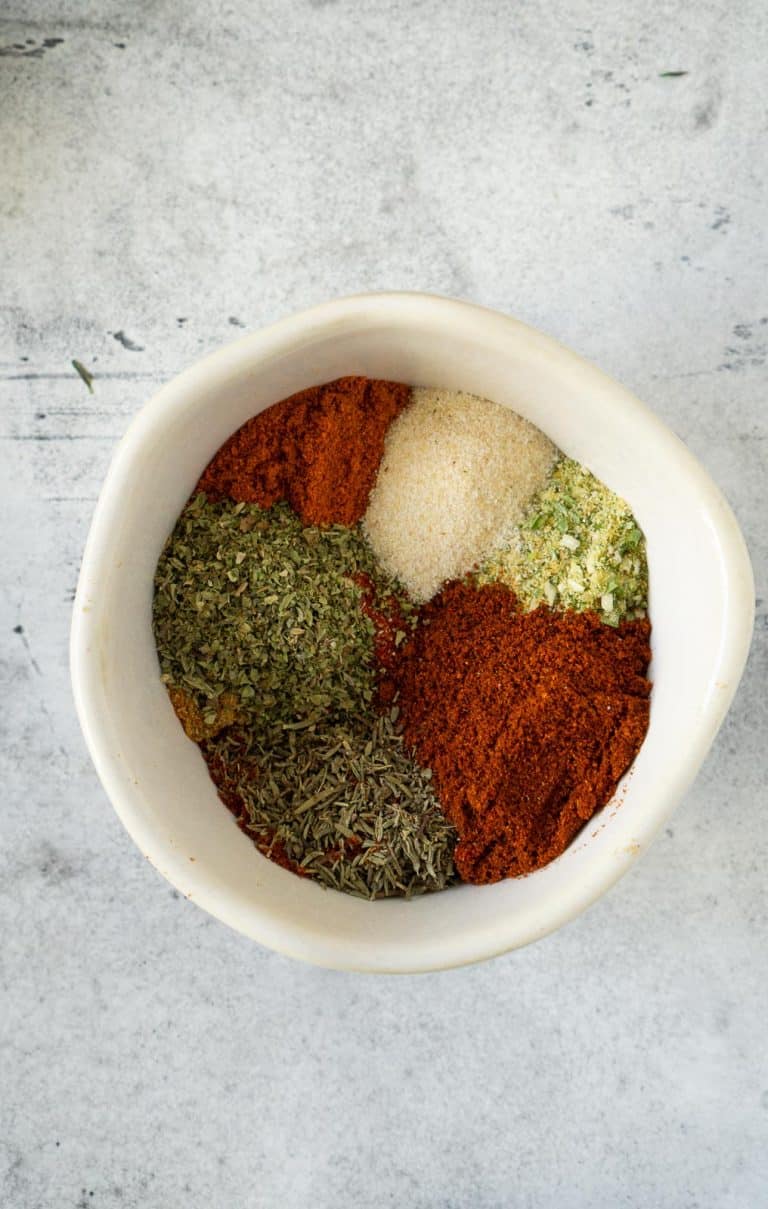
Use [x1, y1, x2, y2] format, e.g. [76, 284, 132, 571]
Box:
[71, 295, 754, 971]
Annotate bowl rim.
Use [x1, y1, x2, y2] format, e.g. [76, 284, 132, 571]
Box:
[70, 291, 755, 972]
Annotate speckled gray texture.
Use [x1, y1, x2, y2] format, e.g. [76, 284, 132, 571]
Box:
[2, 2, 767, 1206]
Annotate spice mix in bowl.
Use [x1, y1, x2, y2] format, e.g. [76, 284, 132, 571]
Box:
[72, 293, 754, 970]
[152, 376, 652, 900]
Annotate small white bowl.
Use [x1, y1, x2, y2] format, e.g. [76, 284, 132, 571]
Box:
[71, 293, 754, 973]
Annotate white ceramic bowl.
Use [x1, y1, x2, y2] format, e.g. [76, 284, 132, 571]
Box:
[71, 293, 754, 972]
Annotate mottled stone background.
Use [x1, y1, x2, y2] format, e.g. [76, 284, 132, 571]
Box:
[2, 2, 766, 1206]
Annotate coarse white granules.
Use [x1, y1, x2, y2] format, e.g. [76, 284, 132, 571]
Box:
[363, 387, 557, 602]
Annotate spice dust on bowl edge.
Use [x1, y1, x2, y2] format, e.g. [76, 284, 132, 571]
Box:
[70, 292, 754, 973]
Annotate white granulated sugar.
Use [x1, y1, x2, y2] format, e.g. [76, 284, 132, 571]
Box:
[363, 387, 557, 602]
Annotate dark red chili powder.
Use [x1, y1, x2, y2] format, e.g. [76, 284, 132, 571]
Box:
[351, 571, 412, 673]
[384, 580, 651, 883]
[196, 375, 410, 526]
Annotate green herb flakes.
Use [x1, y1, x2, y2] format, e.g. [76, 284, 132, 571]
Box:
[478, 458, 649, 625]
[153, 495, 411, 729]
[71, 359, 95, 393]
[204, 713, 457, 899]
[153, 495, 454, 898]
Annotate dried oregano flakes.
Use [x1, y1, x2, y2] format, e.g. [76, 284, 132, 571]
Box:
[153, 494, 413, 731]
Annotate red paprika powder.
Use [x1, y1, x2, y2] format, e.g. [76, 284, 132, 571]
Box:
[385, 580, 651, 883]
[196, 375, 410, 526]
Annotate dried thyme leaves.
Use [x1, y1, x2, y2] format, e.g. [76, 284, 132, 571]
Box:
[153, 494, 454, 898]
[153, 494, 415, 730]
[203, 713, 457, 899]
[478, 458, 649, 626]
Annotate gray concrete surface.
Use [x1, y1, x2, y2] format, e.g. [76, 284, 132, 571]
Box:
[2, 2, 767, 1206]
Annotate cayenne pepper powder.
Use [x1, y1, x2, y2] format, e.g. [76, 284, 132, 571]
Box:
[385, 580, 651, 883]
[196, 376, 410, 526]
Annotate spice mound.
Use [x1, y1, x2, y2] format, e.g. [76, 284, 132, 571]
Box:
[364, 387, 557, 602]
[153, 375, 652, 899]
[479, 457, 648, 626]
[202, 714, 456, 898]
[154, 494, 456, 898]
[383, 580, 651, 883]
[197, 376, 410, 526]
